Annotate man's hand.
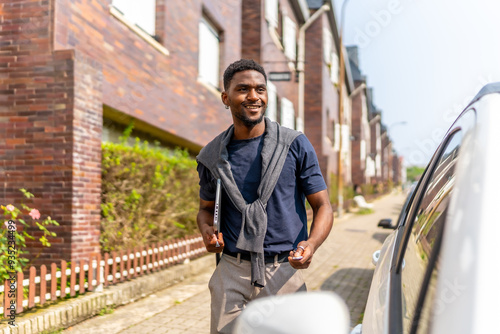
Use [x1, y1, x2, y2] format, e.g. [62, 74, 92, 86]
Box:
[202, 225, 224, 253]
[197, 198, 224, 253]
[288, 241, 315, 269]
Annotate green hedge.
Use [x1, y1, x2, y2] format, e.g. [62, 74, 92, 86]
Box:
[101, 139, 199, 253]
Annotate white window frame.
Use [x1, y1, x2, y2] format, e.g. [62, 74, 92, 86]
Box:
[330, 52, 339, 84]
[333, 124, 349, 152]
[281, 97, 295, 129]
[266, 81, 278, 122]
[265, 0, 279, 28]
[360, 139, 366, 162]
[198, 16, 220, 89]
[283, 16, 297, 61]
[323, 28, 333, 65]
[112, 0, 156, 36]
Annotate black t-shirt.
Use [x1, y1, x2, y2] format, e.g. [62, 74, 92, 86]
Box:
[198, 133, 326, 256]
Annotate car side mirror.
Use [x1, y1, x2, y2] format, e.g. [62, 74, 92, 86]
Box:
[233, 291, 350, 334]
[378, 218, 396, 229]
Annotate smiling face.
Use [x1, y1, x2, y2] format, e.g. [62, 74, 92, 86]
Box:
[221, 70, 268, 128]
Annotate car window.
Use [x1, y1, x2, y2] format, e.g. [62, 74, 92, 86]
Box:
[414, 254, 441, 334]
[400, 130, 462, 333]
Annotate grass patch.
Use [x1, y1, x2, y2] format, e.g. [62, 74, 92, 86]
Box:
[356, 208, 374, 215]
[357, 311, 365, 324]
[98, 305, 115, 316]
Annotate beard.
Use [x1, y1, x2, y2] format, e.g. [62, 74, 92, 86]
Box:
[234, 105, 267, 128]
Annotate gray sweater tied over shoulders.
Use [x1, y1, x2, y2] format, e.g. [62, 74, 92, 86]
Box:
[196, 117, 301, 287]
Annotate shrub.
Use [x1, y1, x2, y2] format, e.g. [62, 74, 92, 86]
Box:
[101, 139, 199, 252]
[328, 173, 355, 205]
[1, 189, 59, 280]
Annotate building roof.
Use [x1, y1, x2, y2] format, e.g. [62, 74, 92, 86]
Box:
[347, 46, 359, 68]
[347, 46, 366, 82]
[306, 0, 355, 94]
[306, 0, 324, 9]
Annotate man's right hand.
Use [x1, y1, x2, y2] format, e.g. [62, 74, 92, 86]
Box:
[202, 226, 224, 253]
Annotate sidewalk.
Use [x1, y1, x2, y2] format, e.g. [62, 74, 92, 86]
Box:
[64, 192, 405, 333]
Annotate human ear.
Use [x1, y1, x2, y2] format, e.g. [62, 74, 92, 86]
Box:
[221, 91, 228, 106]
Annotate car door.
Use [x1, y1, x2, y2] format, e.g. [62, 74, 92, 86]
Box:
[386, 109, 475, 334]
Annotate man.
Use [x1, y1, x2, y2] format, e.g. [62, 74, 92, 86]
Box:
[196, 59, 333, 334]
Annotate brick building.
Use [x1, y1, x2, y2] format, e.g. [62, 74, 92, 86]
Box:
[304, 0, 354, 192]
[1, 0, 242, 264]
[381, 128, 392, 183]
[241, 0, 309, 131]
[392, 155, 404, 185]
[348, 46, 373, 188]
[368, 91, 383, 185]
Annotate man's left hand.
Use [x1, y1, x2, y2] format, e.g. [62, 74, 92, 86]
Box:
[288, 241, 315, 269]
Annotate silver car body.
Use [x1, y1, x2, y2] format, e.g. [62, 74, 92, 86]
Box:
[361, 83, 500, 334]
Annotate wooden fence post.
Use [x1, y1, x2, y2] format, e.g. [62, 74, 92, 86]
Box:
[79, 260, 85, 294]
[139, 247, 144, 276]
[111, 251, 117, 284]
[133, 247, 138, 278]
[28, 266, 36, 309]
[96, 253, 102, 288]
[60, 260, 67, 298]
[51, 263, 57, 301]
[104, 253, 110, 287]
[70, 262, 76, 297]
[126, 249, 132, 280]
[88, 256, 94, 292]
[40, 265, 46, 306]
[16, 271, 23, 314]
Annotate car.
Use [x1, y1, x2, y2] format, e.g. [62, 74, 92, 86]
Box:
[234, 82, 500, 334]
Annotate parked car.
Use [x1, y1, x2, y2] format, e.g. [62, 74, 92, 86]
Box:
[234, 82, 500, 334]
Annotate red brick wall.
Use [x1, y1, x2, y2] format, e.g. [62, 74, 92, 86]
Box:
[304, 15, 339, 188]
[0, 0, 101, 263]
[71, 51, 103, 261]
[241, 0, 262, 62]
[241, 0, 302, 125]
[53, 0, 241, 148]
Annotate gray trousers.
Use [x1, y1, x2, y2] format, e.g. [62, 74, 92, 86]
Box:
[209, 253, 307, 334]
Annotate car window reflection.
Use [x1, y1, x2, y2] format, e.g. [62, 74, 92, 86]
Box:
[401, 130, 462, 333]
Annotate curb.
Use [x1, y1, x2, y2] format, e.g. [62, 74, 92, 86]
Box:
[0, 254, 214, 334]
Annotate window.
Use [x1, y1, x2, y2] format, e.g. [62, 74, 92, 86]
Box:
[334, 124, 349, 152]
[266, 81, 278, 122]
[280, 97, 295, 129]
[323, 28, 333, 65]
[199, 16, 220, 89]
[283, 16, 297, 60]
[330, 52, 339, 84]
[360, 139, 366, 161]
[112, 0, 156, 36]
[401, 130, 463, 333]
[265, 0, 279, 28]
[365, 156, 375, 178]
[323, 28, 339, 84]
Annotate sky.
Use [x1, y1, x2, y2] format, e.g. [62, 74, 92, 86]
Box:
[332, 0, 500, 166]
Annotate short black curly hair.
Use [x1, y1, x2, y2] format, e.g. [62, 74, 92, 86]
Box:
[223, 59, 267, 91]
